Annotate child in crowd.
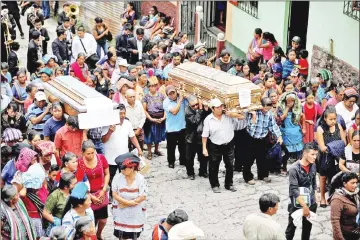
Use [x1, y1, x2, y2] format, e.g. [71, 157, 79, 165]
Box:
[1, 63, 12, 83]
[298, 49, 309, 80]
[47, 164, 60, 194]
[272, 55, 283, 84]
[30, 61, 45, 81]
[23, 83, 38, 113]
[252, 64, 268, 82]
[144, 60, 155, 77]
[302, 91, 323, 143]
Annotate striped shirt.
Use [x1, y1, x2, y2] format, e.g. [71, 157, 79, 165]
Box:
[246, 110, 281, 139]
[62, 208, 95, 239]
[25, 103, 52, 133]
[152, 218, 169, 240]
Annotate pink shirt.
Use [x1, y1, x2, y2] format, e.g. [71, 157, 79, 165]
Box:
[263, 41, 277, 61]
[325, 97, 339, 107]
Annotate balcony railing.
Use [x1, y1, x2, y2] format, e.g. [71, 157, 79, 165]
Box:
[343, 1, 360, 21]
[236, 1, 259, 19]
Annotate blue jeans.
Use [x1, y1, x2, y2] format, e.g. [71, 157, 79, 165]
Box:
[93, 139, 105, 154]
[96, 41, 108, 58]
[42, 1, 50, 18]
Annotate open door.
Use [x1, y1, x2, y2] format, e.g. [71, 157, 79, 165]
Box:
[214, 1, 227, 32]
[288, 1, 309, 49]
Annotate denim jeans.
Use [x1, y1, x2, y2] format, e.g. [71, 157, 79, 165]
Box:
[96, 41, 109, 58]
[42, 1, 50, 18]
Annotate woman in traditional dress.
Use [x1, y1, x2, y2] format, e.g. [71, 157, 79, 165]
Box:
[1, 185, 36, 240]
[142, 76, 166, 160]
[276, 92, 305, 161]
[112, 154, 148, 239]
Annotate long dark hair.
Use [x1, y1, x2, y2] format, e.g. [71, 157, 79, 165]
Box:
[263, 32, 277, 45]
[273, 46, 285, 58]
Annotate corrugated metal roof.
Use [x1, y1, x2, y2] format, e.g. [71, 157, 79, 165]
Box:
[77, 1, 126, 44]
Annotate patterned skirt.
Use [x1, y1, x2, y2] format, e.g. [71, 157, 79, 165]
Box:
[31, 218, 45, 238]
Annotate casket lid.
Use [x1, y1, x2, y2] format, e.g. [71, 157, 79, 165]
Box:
[169, 62, 261, 95]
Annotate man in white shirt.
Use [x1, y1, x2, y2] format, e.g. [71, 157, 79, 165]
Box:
[125, 89, 146, 150]
[202, 98, 246, 193]
[71, 25, 97, 63]
[243, 193, 285, 240]
[101, 104, 143, 194]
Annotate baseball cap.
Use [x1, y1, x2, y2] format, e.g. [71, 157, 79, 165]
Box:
[118, 58, 129, 67]
[71, 182, 89, 200]
[39, 67, 53, 77]
[166, 85, 176, 95]
[35, 91, 47, 101]
[209, 98, 222, 108]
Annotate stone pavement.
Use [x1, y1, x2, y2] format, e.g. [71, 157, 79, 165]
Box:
[102, 143, 332, 240]
[14, 13, 332, 240]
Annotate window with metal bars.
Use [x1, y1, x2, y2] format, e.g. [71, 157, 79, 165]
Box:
[343, 1, 360, 21]
[234, 1, 259, 19]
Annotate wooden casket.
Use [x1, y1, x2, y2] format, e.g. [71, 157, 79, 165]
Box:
[169, 62, 262, 112]
[43, 76, 120, 129]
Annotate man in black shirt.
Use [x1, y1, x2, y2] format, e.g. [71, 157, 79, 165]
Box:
[52, 28, 70, 67]
[285, 142, 319, 240]
[184, 95, 211, 180]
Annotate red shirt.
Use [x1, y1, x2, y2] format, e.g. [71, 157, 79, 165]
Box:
[304, 104, 316, 121]
[298, 58, 309, 76]
[78, 154, 109, 193]
[54, 125, 83, 158]
[301, 164, 310, 174]
[21, 185, 48, 218]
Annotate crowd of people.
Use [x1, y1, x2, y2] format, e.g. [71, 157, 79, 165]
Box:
[1, 1, 360, 240]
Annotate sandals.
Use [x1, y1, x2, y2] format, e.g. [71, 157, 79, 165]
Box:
[147, 152, 152, 160]
[154, 150, 163, 156]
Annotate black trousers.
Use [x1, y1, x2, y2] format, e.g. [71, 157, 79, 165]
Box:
[208, 140, 234, 188]
[234, 128, 248, 171]
[285, 203, 317, 240]
[108, 165, 118, 197]
[166, 129, 186, 165]
[14, 16, 24, 36]
[185, 141, 208, 176]
[243, 134, 269, 182]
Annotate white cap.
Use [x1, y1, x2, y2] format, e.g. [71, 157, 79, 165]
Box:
[118, 58, 129, 67]
[209, 98, 222, 108]
[35, 91, 47, 101]
[168, 221, 204, 240]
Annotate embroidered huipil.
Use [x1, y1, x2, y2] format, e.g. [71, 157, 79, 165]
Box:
[112, 172, 148, 233]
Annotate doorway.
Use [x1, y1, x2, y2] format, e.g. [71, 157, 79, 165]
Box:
[214, 1, 227, 32]
[288, 1, 309, 49]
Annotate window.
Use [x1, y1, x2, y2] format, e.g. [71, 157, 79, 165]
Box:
[343, 1, 360, 21]
[231, 1, 259, 19]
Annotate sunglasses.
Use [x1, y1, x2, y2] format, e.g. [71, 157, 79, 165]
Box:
[191, 103, 199, 108]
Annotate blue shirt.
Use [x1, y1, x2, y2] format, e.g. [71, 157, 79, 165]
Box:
[4, 72, 11, 83]
[43, 117, 66, 141]
[11, 83, 28, 101]
[282, 60, 295, 79]
[26, 103, 52, 133]
[163, 97, 187, 133]
[246, 110, 281, 139]
[1, 159, 17, 185]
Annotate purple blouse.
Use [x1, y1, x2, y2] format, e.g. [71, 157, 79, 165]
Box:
[142, 92, 165, 114]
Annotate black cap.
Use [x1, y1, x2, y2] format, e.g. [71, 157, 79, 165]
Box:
[114, 152, 139, 171]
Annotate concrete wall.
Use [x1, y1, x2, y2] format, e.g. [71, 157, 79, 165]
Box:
[306, 1, 360, 69]
[225, 2, 288, 55]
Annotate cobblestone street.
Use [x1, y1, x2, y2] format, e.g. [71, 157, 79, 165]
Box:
[15, 14, 334, 240]
[101, 143, 332, 240]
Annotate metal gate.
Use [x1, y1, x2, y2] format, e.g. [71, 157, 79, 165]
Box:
[180, 1, 217, 53]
